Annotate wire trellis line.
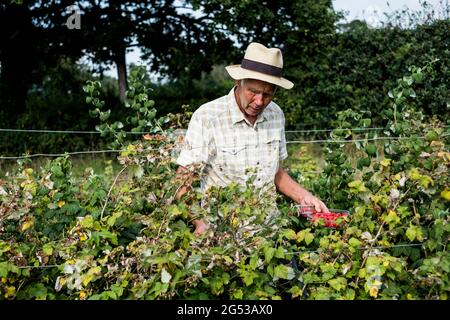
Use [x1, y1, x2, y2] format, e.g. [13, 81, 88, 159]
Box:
[0, 150, 125, 160]
[16, 264, 60, 269]
[0, 127, 384, 135]
[0, 128, 156, 135]
[0, 128, 99, 134]
[0, 133, 448, 160]
[285, 134, 442, 144]
[286, 127, 384, 133]
[1, 125, 448, 135]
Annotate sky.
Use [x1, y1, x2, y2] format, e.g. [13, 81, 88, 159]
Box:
[332, 0, 445, 25]
[103, 0, 445, 78]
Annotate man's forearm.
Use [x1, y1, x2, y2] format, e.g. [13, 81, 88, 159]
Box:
[275, 166, 328, 212]
[274, 167, 308, 203]
[175, 184, 190, 200]
[175, 166, 193, 200]
[175, 165, 208, 234]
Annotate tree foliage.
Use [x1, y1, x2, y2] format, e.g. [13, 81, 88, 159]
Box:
[0, 0, 232, 127]
[0, 0, 448, 159]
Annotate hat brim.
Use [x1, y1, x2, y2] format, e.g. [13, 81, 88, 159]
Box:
[225, 64, 294, 90]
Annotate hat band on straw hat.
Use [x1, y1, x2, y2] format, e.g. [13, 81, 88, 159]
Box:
[241, 58, 283, 77]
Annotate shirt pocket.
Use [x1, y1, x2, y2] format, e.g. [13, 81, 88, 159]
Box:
[215, 145, 246, 169]
[264, 132, 281, 158]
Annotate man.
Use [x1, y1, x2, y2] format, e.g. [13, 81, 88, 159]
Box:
[176, 42, 328, 235]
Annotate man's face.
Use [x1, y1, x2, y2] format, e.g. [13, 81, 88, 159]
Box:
[236, 79, 276, 118]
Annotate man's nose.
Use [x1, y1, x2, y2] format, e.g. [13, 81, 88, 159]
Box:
[254, 93, 264, 106]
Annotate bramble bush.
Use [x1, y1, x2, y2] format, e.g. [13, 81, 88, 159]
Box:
[0, 63, 448, 300]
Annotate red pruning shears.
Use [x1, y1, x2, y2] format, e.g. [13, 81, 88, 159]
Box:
[296, 205, 350, 228]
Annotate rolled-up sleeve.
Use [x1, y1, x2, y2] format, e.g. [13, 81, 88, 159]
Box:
[176, 109, 211, 167]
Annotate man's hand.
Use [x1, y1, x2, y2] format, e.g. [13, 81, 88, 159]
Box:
[175, 166, 194, 200]
[297, 190, 328, 213]
[192, 219, 209, 235]
[275, 167, 329, 212]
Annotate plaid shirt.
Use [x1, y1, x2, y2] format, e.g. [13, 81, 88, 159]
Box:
[176, 87, 288, 191]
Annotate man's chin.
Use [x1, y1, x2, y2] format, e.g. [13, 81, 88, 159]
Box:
[245, 107, 262, 116]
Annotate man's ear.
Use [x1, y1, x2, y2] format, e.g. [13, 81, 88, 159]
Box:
[235, 79, 241, 87]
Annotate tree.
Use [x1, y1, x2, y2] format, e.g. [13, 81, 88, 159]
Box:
[0, 0, 85, 123]
[189, 0, 341, 127]
[134, 1, 234, 81]
[0, 3, 35, 120]
[0, 0, 234, 120]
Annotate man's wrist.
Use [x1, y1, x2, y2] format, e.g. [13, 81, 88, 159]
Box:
[295, 188, 309, 204]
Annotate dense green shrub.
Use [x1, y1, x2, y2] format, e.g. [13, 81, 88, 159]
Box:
[0, 64, 448, 300]
[278, 17, 449, 131]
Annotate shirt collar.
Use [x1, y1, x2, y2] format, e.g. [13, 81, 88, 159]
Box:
[227, 86, 269, 126]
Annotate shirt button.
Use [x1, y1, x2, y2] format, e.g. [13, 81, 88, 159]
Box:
[257, 162, 260, 165]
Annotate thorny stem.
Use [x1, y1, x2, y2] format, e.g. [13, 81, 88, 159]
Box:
[101, 165, 129, 220]
[12, 280, 25, 299]
[354, 220, 386, 288]
[156, 212, 169, 240]
[332, 253, 341, 265]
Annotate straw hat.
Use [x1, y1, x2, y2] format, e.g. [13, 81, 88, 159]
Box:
[225, 42, 294, 89]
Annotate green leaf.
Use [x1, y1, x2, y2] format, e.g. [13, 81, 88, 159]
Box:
[406, 225, 423, 241]
[263, 246, 276, 264]
[274, 265, 296, 280]
[365, 144, 377, 157]
[274, 247, 285, 259]
[319, 237, 329, 248]
[328, 277, 347, 291]
[384, 210, 400, 229]
[0, 262, 8, 277]
[27, 283, 48, 299]
[0, 262, 20, 278]
[168, 205, 185, 218]
[282, 229, 296, 240]
[304, 232, 314, 245]
[348, 180, 367, 194]
[441, 189, 450, 201]
[232, 289, 243, 299]
[344, 288, 356, 300]
[80, 215, 94, 229]
[42, 243, 53, 256]
[240, 269, 258, 286]
[349, 237, 361, 248]
[249, 255, 259, 270]
[287, 285, 303, 298]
